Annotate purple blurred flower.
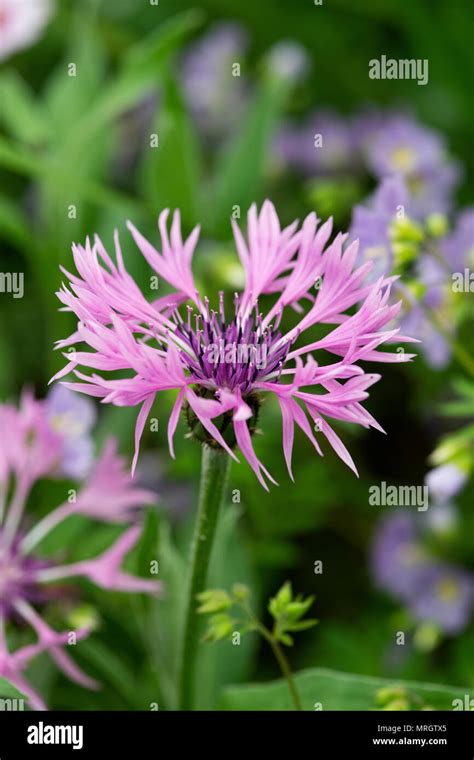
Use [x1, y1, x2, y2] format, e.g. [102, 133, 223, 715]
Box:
[399, 246, 459, 369]
[407, 565, 474, 635]
[363, 114, 460, 217]
[180, 22, 249, 140]
[399, 291, 452, 369]
[371, 514, 474, 634]
[350, 176, 468, 368]
[45, 384, 96, 480]
[0, 393, 160, 709]
[264, 40, 310, 84]
[370, 514, 429, 600]
[402, 208, 474, 368]
[425, 463, 468, 504]
[442, 208, 474, 272]
[349, 175, 410, 279]
[276, 109, 357, 176]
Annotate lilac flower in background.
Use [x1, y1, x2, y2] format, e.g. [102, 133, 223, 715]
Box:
[278, 108, 460, 221]
[424, 503, 459, 537]
[442, 207, 474, 273]
[0, 0, 54, 61]
[180, 22, 249, 141]
[52, 200, 416, 489]
[407, 565, 474, 635]
[401, 207, 474, 368]
[370, 514, 429, 600]
[370, 514, 474, 635]
[45, 384, 96, 480]
[264, 40, 310, 84]
[351, 108, 388, 157]
[400, 218, 474, 369]
[366, 115, 447, 179]
[398, 289, 452, 369]
[363, 113, 461, 217]
[276, 109, 357, 176]
[0, 394, 160, 709]
[349, 175, 410, 279]
[350, 177, 468, 369]
[425, 463, 468, 505]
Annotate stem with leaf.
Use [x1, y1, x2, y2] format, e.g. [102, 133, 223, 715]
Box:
[178, 445, 230, 710]
[241, 599, 303, 711]
[198, 581, 316, 711]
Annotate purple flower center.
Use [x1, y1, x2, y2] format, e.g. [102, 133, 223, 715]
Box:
[174, 293, 293, 393]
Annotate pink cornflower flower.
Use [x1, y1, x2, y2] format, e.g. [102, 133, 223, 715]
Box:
[0, 393, 160, 709]
[53, 201, 416, 489]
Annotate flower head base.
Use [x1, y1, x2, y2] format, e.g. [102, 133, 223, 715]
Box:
[0, 393, 160, 709]
[53, 201, 416, 489]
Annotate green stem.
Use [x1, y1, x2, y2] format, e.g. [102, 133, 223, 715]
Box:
[178, 445, 230, 710]
[241, 600, 303, 711]
[266, 635, 303, 711]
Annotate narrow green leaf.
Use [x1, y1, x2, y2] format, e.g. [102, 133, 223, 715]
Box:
[209, 75, 291, 235]
[0, 71, 48, 144]
[139, 71, 203, 227]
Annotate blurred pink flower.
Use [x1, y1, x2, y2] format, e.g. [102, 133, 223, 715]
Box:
[0, 0, 54, 61]
[53, 201, 416, 489]
[0, 394, 160, 709]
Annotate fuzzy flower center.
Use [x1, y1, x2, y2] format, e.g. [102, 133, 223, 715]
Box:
[174, 292, 294, 393]
[436, 577, 461, 603]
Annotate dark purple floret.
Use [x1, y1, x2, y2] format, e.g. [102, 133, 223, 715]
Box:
[174, 293, 294, 393]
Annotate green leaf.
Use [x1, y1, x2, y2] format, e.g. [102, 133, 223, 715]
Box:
[0, 194, 36, 254]
[79, 638, 142, 709]
[197, 589, 232, 614]
[43, 9, 106, 141]
[285, 598, 315, 621]
[193, 505, 258, 709]
[0, 71, 48, 144]
[139, 71, 203, 227]
[209, 74, 291, 235]
[440, 378, 474, 417]
[269, 581, 293, 619]
[203, 613, 235, 642]
[0, 677, 26, 701]
[61, 10, 203, 158]
[220, 668, 474, 711]
[0, 135, 140, 214]
[286, 619, 318, 633]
